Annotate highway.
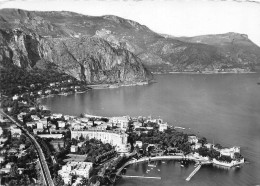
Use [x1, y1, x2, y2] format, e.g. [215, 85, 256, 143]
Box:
[0, 110, 54, 186]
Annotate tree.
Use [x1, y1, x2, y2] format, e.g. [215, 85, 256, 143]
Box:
[9, 179, 18, 186]
[79, 134, 85, 142]
[10, 163, 19, 177]
[198, 137, 207, 146]
[53, 175, 65, 186]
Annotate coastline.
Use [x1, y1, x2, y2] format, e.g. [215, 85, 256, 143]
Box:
[87, 81, 149, 90]
[152, 71, 257, 75]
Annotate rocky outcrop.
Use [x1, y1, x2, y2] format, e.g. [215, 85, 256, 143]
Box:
[0, 28, 151, 84]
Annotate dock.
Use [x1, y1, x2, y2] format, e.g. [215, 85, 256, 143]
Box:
[185, 164, 202, 181]
[122, 175, 161, 179]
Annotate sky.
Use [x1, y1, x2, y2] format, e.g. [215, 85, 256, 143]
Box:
[0, 0, 260, 46]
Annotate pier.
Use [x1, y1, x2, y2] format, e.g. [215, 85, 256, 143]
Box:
[185, 164, 202, 181]
[122, 175, 161, 179]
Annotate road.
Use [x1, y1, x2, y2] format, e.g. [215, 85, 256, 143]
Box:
[0, 110, 54, 186]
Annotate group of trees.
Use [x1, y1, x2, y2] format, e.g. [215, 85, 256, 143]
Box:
[128, 128, 191, 154]
[0, 65, 75, 96]
[197, 146, 220, 159]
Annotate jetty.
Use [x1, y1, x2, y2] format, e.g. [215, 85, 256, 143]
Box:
[185, 164, 202, 181]
[122, 175, 161, 179]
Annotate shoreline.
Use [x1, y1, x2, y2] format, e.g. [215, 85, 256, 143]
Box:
[152, 71, 257, 75]
[87, 81, 150, 90]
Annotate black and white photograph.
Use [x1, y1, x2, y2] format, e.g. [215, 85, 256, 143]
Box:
[0, 0, 260, 185]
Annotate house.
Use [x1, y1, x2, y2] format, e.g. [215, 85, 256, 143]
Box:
[205, 143, 213, 149]
[37, 122, 44, 129]
[5, 162, 14, 169]
[12, 94, 19, 100]
[31, 115, 40, 121]
[29, 107, 36, 112]
[191, 143, 202, 150]
[52, 113, 63, 119]
[0, 137, 7, 147]
[73, 124, 84, 130]
[80, 118, 89, 123]
[19, 144, 26, 150]
[159, 123, 168, 132]
[110, 116, 129, 130]
[58, 121, 66, 128]
[0, 156, 5, 164]
[58, 161, 93, 182]
[219, 147, 240, 159]
[70, 145, 78, 153]
[64, 115, 71, 121]
[10, 125, 22, 136]
[0, 167, 10, 173]
[61, 87, 68, 91]
[77, 142, 84, 147]
[188, 135, 199, 144]
[0, 126, 2, 136]
[45, 89, 52, 94]
[8, 148, 18, 155]
[26, 121, 35, 128]
[17, 112, 27, 122]
[50, 139, 65, 151]
[135, 141, 143, 148]
[49, 83, 56, 87]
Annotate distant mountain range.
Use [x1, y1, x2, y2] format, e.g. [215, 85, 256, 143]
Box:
[0, 9, 260, 83]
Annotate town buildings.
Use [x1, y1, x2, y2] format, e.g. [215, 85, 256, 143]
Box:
[58, 161, 93, 184]
[71, 129, 128, 153]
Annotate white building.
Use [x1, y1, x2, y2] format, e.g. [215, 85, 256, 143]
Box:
[26, 122, 35, 128]
[37, 122, 44, 129]
[52, 113, 63, 119]
[58, 161, 93, 184]
[12, 94, 19, 100]
[159, 123, 168, 132]
[17, 112, 27, 122]
[191, 143, 202, 150]
[188, 135, 199, 144]
[38, 134, 63, 139]
[10, 125, 22, 136]
[70, 145, 78, 153]
[135, 141, 143, 148]
[31, 115, 40, 121]
[58, 121, 66, 128]
[220, 147, 240, 159]
[71, 129, 128, 152]
[110, 116, 129, 130]
[205, 143, 213, 149]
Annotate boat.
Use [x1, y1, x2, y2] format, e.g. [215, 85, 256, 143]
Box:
[162, 161, 165, 164]
[174, 126, 185, 130]
[181, 164, 184, 167]
[148, 161, 157, 167]
[158, 169, 160, 171]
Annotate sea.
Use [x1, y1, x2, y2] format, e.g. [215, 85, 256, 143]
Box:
[41, 73, 260, 186]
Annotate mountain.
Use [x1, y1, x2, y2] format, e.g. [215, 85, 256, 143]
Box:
[0, 8, 260, 77]
[0, 9, 152, 84]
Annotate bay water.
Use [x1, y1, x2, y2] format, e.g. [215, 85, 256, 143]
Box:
[41, 73, 260, 186]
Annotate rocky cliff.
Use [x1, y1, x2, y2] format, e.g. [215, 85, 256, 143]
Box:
[0, 8, 260, 75]
[0, 12, 151, 84]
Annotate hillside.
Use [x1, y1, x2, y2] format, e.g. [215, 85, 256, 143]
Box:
[0, 8, 260, 75]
